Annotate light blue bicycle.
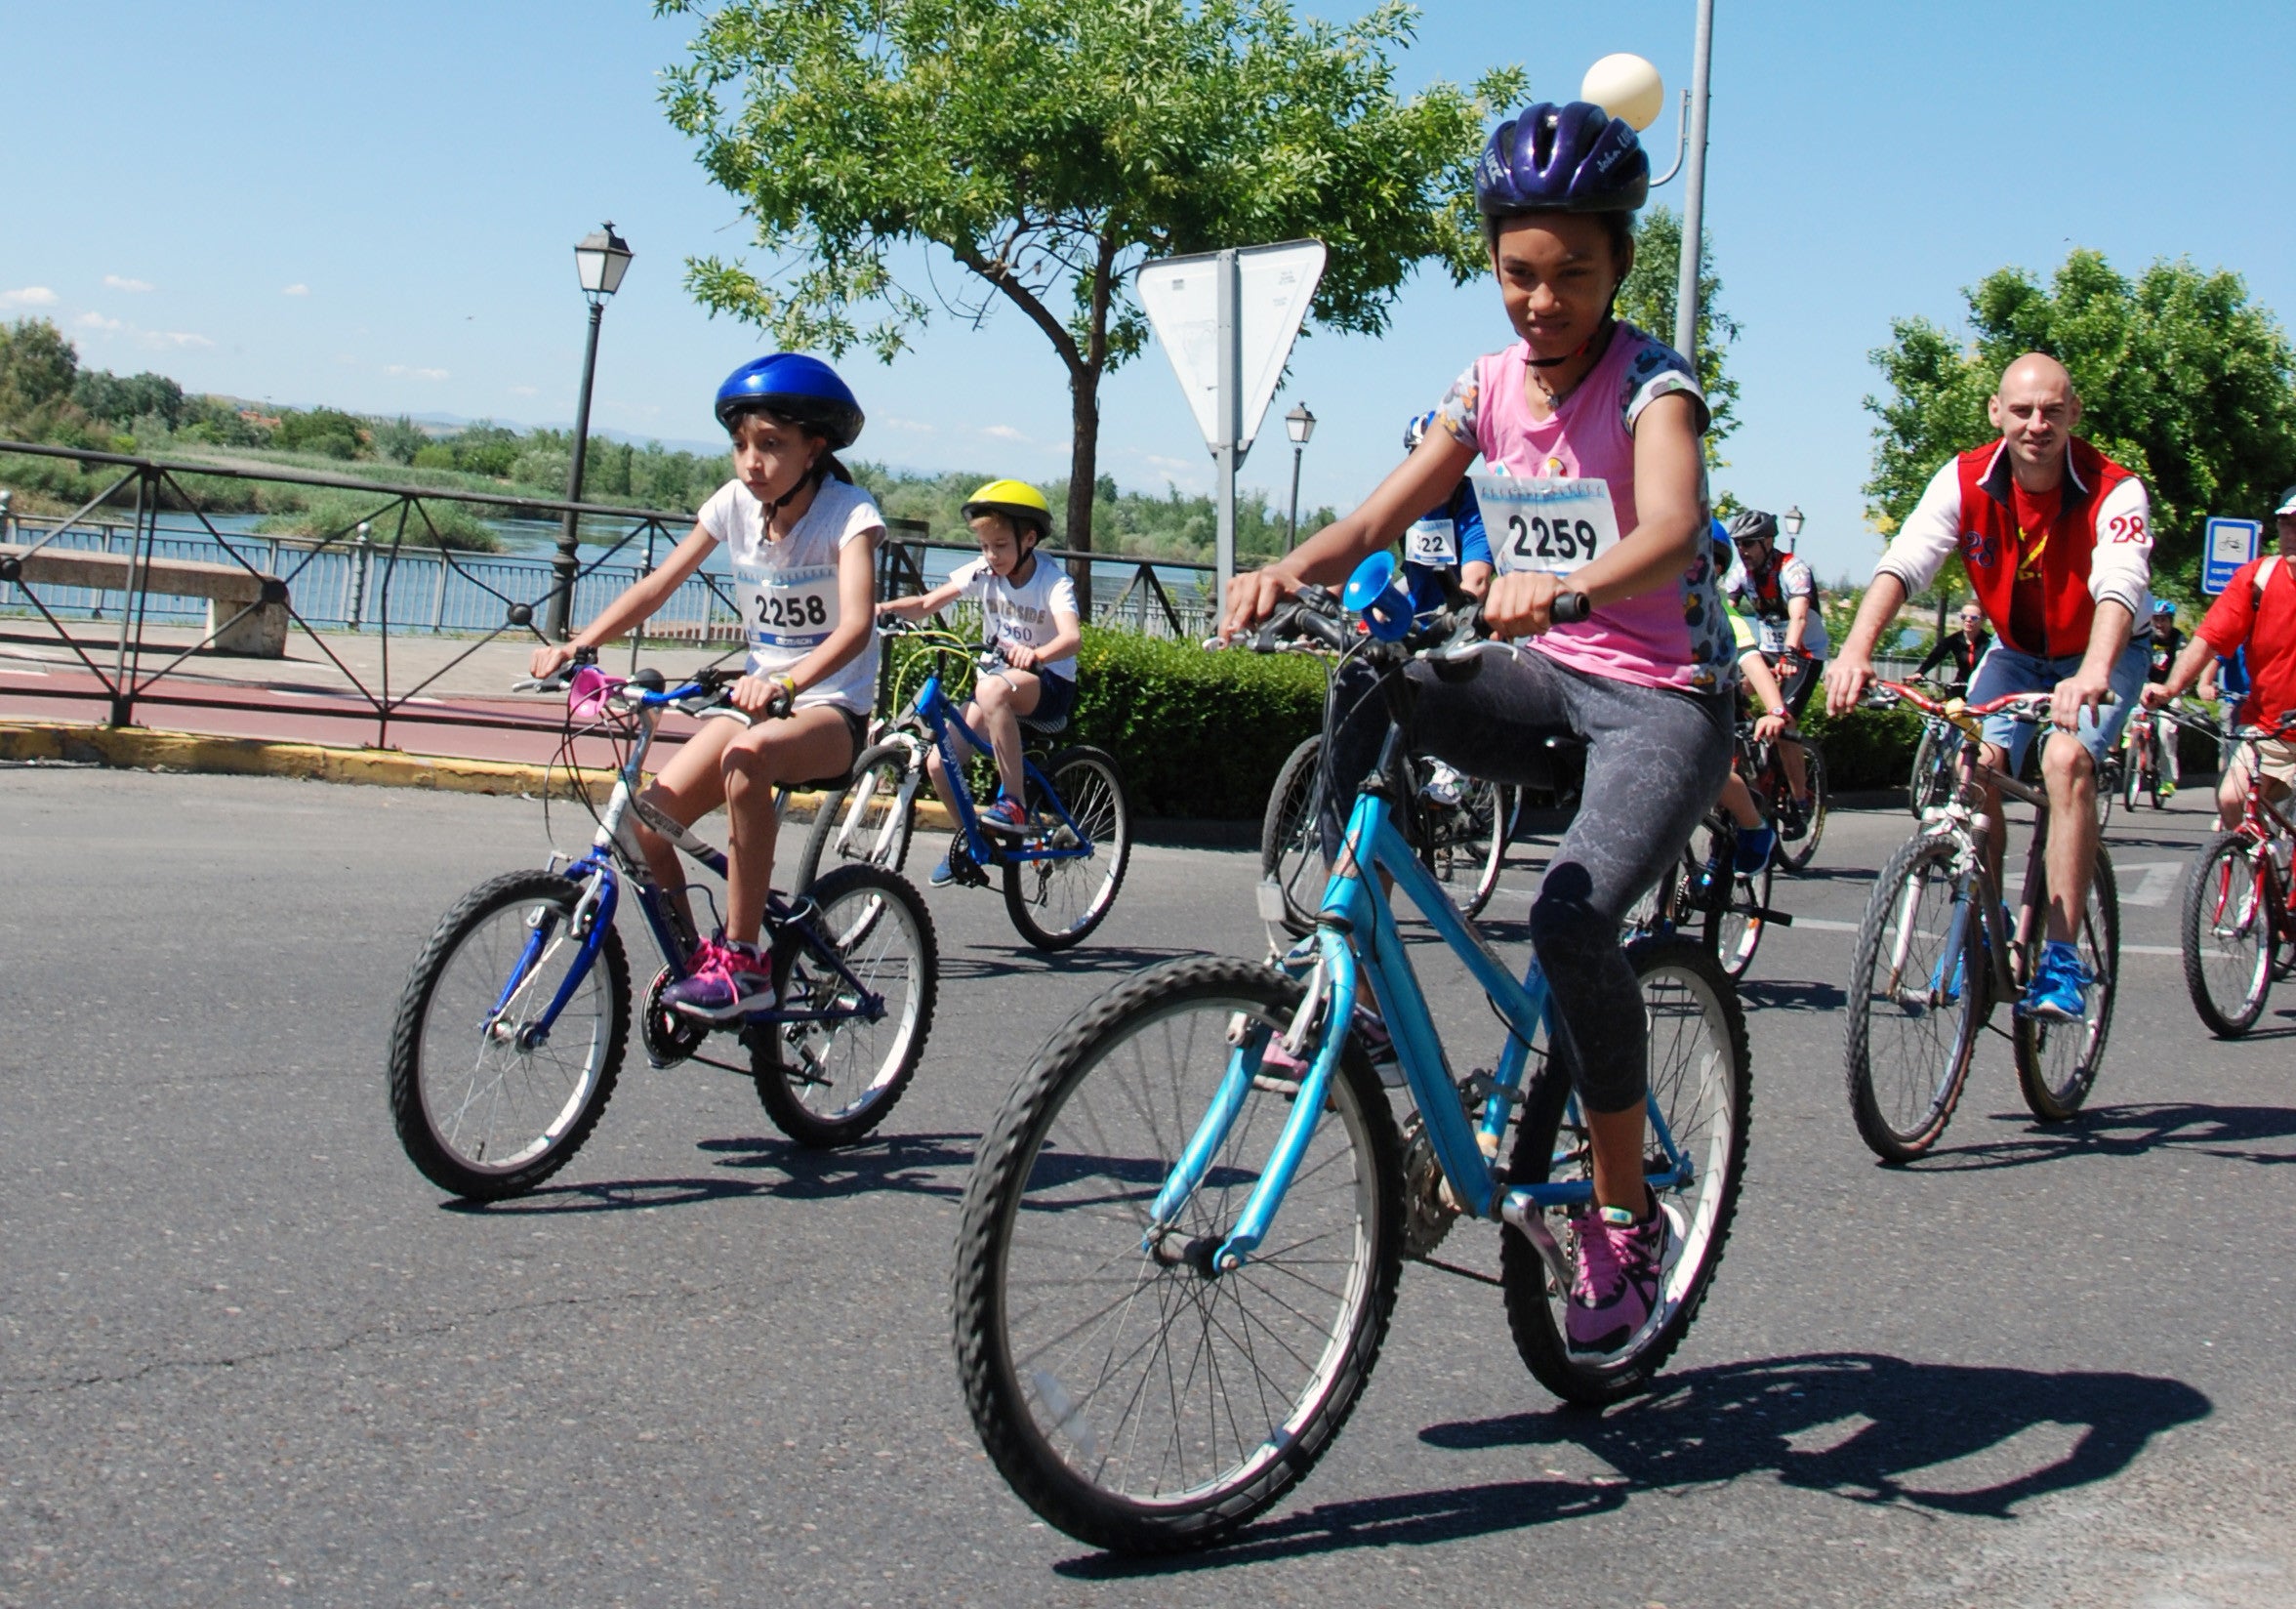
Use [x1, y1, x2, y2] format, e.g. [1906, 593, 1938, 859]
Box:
[952, 567, 1751, 1552]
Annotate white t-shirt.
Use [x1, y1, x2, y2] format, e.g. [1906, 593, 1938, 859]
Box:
[951, 553, 1080, 682]
[696, 475, 882, 713]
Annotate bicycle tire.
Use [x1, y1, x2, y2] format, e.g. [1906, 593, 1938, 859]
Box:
[1460, 782, 1517, 920]
[1777, 739, 1828, 874]
[1499, 936, 1750, 1407]
[1706, 832, 1774, 980]
[795, 741, 919, 889]
[1907, 724, 1950, 817]
[388, 869, 630, 1201]
[1258, 736, 1326, 938]
[1004, 746, 1132, 951]
[2179, 831, 2275, 1038]
[2149, 728, 2168, 810]
[2124, 741, 2145, 812]
[952, 955, 1402, 1553]
[2013, 848, 2118, 1123]
[1843, 834, 1987, 1163]
[2093, 761, 2115, 831]
[752, 863, 938, 1146]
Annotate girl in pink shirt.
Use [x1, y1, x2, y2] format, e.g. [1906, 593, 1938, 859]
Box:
[1221, 102, 1735, 1365]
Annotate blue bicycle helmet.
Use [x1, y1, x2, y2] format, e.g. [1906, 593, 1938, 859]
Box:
[713, 353, 865, 449]
[1474, 101, 1649, 218]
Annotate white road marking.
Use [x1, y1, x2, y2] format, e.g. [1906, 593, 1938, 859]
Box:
[2115, 861, 2185, 908]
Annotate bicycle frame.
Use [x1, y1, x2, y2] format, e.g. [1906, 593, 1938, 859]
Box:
[869, 672, 1095, 870]
[490, 677, 890, 1050]
[1148, 730, 1694, 1286]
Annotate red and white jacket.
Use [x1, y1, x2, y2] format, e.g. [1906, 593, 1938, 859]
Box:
[1876, 439, 2154, 659]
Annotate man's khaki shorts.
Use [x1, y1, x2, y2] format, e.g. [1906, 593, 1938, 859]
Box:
[2250, 736, 2296, 792]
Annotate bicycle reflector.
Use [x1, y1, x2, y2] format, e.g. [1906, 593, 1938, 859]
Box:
[1343, 552, 1414, 641]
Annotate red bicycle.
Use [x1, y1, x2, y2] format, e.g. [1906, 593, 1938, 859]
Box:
[2178, 710, 2296, 1036]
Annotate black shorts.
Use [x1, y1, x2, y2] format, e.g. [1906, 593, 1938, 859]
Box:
[1018, 671, 1077, 734]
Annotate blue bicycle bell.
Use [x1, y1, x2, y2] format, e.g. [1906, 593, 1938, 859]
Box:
[1343, 551, 1414, 641]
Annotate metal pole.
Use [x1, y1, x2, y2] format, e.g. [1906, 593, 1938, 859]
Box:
[1287, 441, 1303, 552]
[1213, 247, 1239, 604]
[547, 299, 606, 640]
[1672, 0, 1716, 364]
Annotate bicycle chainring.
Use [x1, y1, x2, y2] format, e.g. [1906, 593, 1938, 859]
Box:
[1399, 1111, 1461, 1259]
[641, 966, 707, 1069]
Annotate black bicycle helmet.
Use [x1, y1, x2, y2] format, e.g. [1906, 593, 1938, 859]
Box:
[1725, 509, 1780, 547]
[1474, 101, 1649, 220]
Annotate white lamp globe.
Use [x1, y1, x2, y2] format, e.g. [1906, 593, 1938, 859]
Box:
[1581, 54, 1664, 132]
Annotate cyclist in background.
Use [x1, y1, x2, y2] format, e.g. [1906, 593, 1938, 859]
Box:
[2145, 485, 2296, 830]
[2139, 598, 2186, 797]
[1824, 352, 2152, 1021]
[1917, 603, 1992, 691]
[1222, 100, 1728, 1355]
[1399, 411, 1493, 804]
[878, 479, 1082, 885]
[1706, 595, 1793, 879]
[529, 354, 882, 1020]
[1724, 509, 1820, 833]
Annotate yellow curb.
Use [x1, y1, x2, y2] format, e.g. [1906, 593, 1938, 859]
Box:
[0, 717, 957, 827]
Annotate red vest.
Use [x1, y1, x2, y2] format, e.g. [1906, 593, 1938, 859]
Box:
[1953, 438, 2136, 658]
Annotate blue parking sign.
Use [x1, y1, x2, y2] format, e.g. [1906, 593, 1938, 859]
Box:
[2203, 517, 2261, 596]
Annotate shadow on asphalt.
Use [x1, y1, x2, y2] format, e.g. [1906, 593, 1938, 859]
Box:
[1910, 1100, 2296, 1171]
[441, 1131, 979, 1214]
[1057, 1352, 2206, 1575]
[1739, 977, 1848, 1012]
[939, 942, 1203, 982]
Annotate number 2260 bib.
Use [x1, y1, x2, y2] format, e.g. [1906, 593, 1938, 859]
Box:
[1470, 474, 1620, 577]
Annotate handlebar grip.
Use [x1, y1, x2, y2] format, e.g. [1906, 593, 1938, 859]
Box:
[1550, 591, 1591, 625]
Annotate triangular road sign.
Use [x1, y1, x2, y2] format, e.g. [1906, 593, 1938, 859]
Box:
[1136, 240, 1327, 457]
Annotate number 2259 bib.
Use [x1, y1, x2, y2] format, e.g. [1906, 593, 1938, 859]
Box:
[1471, 474, 1620, 577]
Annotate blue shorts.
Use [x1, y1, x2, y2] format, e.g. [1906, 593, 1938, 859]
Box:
[1964, 638, 2150, 772]
[1008, 669, 1076, 733]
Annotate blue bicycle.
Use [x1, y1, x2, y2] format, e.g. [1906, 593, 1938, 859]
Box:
[798, 621, 1131, 950]
[952, 570, 1751, 1552]
[387, 653, 938, 1200]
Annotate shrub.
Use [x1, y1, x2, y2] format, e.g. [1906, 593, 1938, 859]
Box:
[1800, 700, 1924, 792]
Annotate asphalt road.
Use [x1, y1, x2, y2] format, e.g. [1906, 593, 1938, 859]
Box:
[3, 765, 2292, 1608]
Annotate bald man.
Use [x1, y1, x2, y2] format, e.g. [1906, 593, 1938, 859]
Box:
[1825, 352, 2154, 1023]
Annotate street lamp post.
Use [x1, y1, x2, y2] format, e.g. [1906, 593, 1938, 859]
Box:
[1781, 505, 1804, 548]
[545, 223, 634, 641]
[1284, 403, 1317, 552]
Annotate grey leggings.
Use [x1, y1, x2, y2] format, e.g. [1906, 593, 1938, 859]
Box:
[1319, 646, 1733, 1113]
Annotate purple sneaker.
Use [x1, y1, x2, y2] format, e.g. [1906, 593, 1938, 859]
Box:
[663, 936, 776, 1021]
[1565, 1202, 1670, 1354]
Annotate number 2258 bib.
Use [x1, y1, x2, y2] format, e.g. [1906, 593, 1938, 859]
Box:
[1471, 474, 1620, 577]
[742, 562, 838, 650]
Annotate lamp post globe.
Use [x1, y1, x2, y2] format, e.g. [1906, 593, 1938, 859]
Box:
[1581, 53, 1665, 131]
[1782, 505, 1804, 541]
[1285, 403, 1317, 552]
[547, 223, 636, 640]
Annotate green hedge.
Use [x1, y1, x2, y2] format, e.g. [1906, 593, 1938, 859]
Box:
[1799, 701, 1925, 792]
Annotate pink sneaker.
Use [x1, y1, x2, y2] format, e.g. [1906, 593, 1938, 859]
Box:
[979, 796, 1031, 838]
[1565, 1202, 1670, 1354]
[663, 936, 777, 1021]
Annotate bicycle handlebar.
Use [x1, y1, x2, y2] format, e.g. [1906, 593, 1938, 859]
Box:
[1868, 679, 2117, 725]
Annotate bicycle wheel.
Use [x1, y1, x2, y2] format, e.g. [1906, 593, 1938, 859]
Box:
[1907, 724, 1951, 817]
[1258, 736, 1326, 938]
[1707, 836, 1774, 980]
[2180, 831, 2275, 1038]
[2093, 759, 2115, 831]
[2148, 728, 2169, 810]
[1004, 746, 1132, 951]
[2014, 849, 2118, 1123]
[1843, 835, 1987, 1163]
[795, 741, 918, 889]
[2123, 741, 2145, 811]
[1777, 739, 1828, 874]
[1499, 937, 1750, 1407]
[388, 869, 630, 1201]
[954, 956, 1402, 1553]
[752, 863, 938, 1146]
[1460, 782, 1517, 919]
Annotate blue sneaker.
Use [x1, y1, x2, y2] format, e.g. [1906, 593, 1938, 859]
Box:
[1733, 825, 1776, 876]
[2017, 940, 2091, 1022]
[929, 836, 971, 888]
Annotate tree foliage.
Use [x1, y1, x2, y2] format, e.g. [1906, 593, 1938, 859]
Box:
[1614, 206, 1739, 461]
[656, 0, 1523, 594]
[0, 318, 81, 437]
[1865, 249, 2296, 593]
[73, 368, 186, 430]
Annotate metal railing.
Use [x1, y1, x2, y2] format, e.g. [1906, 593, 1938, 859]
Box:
[0, 440, 1228, 748]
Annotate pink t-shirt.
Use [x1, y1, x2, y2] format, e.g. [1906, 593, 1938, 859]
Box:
[1434, 321, 1734, 693]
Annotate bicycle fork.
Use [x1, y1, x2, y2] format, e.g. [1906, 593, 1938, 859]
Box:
[490, 860, 620, 1051]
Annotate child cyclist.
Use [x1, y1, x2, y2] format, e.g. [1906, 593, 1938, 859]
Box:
[1400, 410, 1494, 807]
[527, 353, 884, 1021]
[878, 479, 1083, 886]
[1221, 102, 1732, 1355]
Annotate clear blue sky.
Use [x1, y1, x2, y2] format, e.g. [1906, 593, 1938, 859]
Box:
[9, 1, 2293, 579]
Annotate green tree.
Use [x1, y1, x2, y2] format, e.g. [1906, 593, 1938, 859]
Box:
[73, 368, 187, 430]
[371, 414, 428, 465]
[1614, 206, 1740, 460]
[273, 406, 367, 461]
[0, 318, 81, 436]
[1865, 249, 2296, 593]
[658, 0, 1522, 606]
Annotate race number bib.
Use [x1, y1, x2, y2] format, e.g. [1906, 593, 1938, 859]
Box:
[743, 563, 839, 650]
[1405, 516, 1459, 568]
[1472, 474, 1620, 577]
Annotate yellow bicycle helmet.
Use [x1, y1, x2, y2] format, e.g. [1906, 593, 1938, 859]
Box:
[961, 478, 1053, 542]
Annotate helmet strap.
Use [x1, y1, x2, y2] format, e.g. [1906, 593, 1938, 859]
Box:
[1525, 311, 1616, 371]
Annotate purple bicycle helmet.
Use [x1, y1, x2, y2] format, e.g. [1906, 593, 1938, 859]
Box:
[713, 353, 865, 448]
[1474, 101, 1649, 218]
